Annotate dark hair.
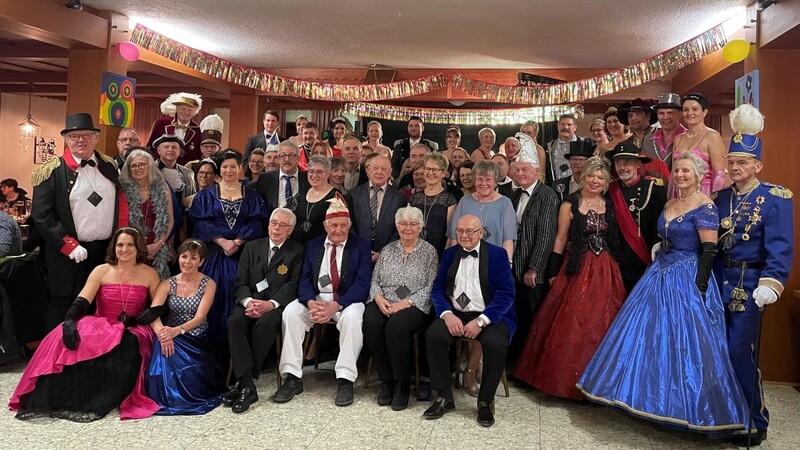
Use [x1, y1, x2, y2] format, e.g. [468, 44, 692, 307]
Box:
[106, 227, 148, 264]
[176, 238, 207, 260]
[456, 161, 475, 188]
[219, 148, 243, 165]
[408, 115, 423, 124]
[195, 158, 219, 177]
[0, 178, 18, 189]
[683, 93, 709, 110]
[558, 113, 577, 122]
[602, 107, 618, 122]
[329, 156, 346, 171]
[263, 109, 280, 120]
[244, 149, 266, 179]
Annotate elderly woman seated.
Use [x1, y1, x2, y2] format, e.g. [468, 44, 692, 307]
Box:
[362, 206, 438, 411]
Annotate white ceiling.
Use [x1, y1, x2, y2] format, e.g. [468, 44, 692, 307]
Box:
[86, 0, 747, 69]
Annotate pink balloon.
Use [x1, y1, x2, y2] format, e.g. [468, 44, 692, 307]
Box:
[119, 41, 140, 62]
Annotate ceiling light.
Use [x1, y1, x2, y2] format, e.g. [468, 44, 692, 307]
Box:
[66, 0, 83, 10]
[18, 83, 40, 138]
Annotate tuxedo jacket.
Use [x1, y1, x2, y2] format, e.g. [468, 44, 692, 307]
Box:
[551, 175, 573, 203]
[233, 237, 305, 307]
[391, 137, 439, 177]
[431, 242, 516, 340]
[511, 183, 559, 284]
[146, 117, 201, 166]
[244, 132, 283, 162]
[297, 233, 372, 308]
[249, 169, 310, 210]
[30, 150, 121, 296]
[347, 183, 403, 252]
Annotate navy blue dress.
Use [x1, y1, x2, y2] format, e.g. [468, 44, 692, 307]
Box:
[145, 276, 225, 415]
[578, 204, 748, 432]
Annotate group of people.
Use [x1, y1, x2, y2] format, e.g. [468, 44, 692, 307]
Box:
[4, 91, 793, 445]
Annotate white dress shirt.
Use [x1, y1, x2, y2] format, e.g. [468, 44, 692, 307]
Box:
[69, 155, 115, 242]
[516, 181, 537, 224]
[278, 169, 300, 208]
[442, 243, 490, 324]
[317, 238, 347, 302]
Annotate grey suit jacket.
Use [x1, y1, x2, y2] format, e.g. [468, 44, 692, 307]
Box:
[511, 182, 559, 284]
[347, 182, 403, 252]
[233, 237, 305, 307]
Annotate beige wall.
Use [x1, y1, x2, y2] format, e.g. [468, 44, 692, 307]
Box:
[0, 93, 67, 194]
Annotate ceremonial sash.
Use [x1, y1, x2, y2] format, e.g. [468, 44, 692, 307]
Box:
[609, 182, 651, 265]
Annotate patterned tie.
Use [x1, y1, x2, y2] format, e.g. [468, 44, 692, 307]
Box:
[370, 186, 381, 227]
[269, 245, 279, 265]
[283, 175, 294, 200]
[329, 243, 340, 300]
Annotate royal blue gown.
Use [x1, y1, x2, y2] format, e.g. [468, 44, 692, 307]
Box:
[189, 185, 268, 357]
[577, 203, 748, 432]
[145, 276, 225, 415]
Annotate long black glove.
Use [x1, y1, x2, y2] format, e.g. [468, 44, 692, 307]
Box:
[62, 296, 90, 350]
[546, 252, 564, 280]
[695, 242, 717, 299]
[137, 304, 168, 325]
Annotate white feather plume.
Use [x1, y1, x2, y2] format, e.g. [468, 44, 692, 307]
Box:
[729, 104, 764, 135]
[159, 92, 203, 116]
[199, 114, 224, 133]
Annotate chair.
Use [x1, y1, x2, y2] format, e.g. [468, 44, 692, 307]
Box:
[454, 337, 510, 398]
[362, 332, 422, 397]
[226, 334, 283, 389]
[306, 321, 337, 370]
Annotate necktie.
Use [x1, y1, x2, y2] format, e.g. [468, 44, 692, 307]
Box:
[269, 245, 279, 265]
[370, 186, 381, 227]
[329, 243, 340, 299]
[460, 248, 478, 259]
[80, 159, 96, 167]
[283, 175, 294, 200]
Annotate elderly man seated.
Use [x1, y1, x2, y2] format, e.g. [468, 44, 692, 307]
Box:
[272, 195, 372, 407]
[423, 214, 515, 427]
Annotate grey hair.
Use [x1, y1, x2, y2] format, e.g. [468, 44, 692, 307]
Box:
[395, 206, 424, 226]
[472, 159, 501, 183]
[270, 207, 297, 227]
[410, 143, 431, 153]
[673, 151, 708, 184]
[119, 149, 164, 186]
[308, 155, 331, 172]
[278, 139, 299, 154]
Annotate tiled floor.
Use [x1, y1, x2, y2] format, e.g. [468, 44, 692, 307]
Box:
[1, 360, 798, 449]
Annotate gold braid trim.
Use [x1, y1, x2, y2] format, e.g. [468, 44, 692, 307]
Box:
[31, 157, 61, 187]
[98, 151, 117, 169]
[768, 186, 793, 199]
[759, 278, 785, 296]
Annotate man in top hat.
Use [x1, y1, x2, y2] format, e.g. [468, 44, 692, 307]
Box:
[31, 113, 124, 330]
[607, 142, 667, 293]
[184, 114, 224, 174]
[712, 104, 794, 446]
[508, 133, 559, 362]
[244, 110, 283, 163]
[643, 93, 687, 171]
[273, 195, 372, 407]
[154, 134, 196, 207]
[146, 92, 203, 165]
[551, 138, 595, 202]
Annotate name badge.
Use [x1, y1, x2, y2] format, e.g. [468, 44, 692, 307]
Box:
[319, 274, 332, 287]
[256, 278, 269, 293]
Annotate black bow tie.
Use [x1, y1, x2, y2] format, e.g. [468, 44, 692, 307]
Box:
[460, 249, 478, 259]
[80, 159, 96, 167]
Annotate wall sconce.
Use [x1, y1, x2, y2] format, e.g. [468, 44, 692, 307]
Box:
[18, 83, 40, 138]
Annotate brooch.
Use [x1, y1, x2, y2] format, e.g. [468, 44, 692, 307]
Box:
[277, 264, 289, 275]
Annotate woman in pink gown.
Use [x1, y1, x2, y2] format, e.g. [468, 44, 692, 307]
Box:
[9, 228, 162, 421]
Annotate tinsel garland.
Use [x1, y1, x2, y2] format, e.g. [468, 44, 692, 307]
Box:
[451, 25, 727, 105]
[130, 24, 445, 102]
[342, 102, 582, 125]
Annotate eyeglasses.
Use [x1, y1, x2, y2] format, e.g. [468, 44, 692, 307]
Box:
[423, 168, 443, 173]
[278, 153, 298, 160]
[397, 221, 421, 228]
[269, 220, 292, 229]
[197, 171, 216, 177]
[66, 133, 97, 142]
[129, 163, 148, 170]
[117, 137, 140, 142]
[590, 129, 605, 133]
[308, 170, 327, 176]
[455, 228, 482, 236]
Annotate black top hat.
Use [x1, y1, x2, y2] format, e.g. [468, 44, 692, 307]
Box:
[607, 141, 652, 163]
[564, 138, 596, 159]
[152, 133, 185, 149]
[60, 113, 100, 136]
[653, 93, 682, 111]
[617, 98, 657, 125]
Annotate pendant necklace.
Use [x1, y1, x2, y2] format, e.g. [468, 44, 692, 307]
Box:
[117, 267, 136, 326]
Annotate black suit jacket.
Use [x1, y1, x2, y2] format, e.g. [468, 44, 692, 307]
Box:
[244, 132, 283, 162]
[250, 169, 310, 210]
[511, 183, 559, 284]
[347, 183, 403, 252]
[551, 175, 573, 202]
[233, 237, 304, 307]
[391, 137, 439, 178]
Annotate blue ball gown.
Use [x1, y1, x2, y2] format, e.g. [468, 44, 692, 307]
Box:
[145, 276, 225, 415]
[577, 203, 748, 432]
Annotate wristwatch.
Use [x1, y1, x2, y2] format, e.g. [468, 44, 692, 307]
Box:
[179, 326, 186, 335]
[476, 317, 487, 329]
[407, 298, 416, 307]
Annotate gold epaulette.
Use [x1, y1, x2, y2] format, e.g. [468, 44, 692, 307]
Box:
[653, 178, 664, 187]
[768, 186, 793, 199]
[31, 157, 61, 187]
[711, 191, 718, 200]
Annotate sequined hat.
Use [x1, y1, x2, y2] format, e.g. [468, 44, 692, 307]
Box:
[653, 93, 682, 111]
[514, 132, 539, 167]
[727, 104, 764, 159]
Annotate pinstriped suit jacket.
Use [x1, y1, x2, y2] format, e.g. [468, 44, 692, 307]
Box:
[511, 182, 560, 284]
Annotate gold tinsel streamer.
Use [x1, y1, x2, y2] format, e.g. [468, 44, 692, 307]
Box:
[129, 24, 446, 102]
[341, 102, 583, 126]
[451, 25, 727, 105]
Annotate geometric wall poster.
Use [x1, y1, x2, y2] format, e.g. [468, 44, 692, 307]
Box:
[99, 71, 136, 128]
[734, 69, 759, 109]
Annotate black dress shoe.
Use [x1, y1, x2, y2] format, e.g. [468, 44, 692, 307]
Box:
[377, 381, 394, 406]
[222, 382, 242, 407]
[391, 381, 410, 411]
[272, 374, 304, 403]
[423, 398, 456, 419]
[231, 385, 258, 413]
[731, 430, 767, 447]
[477, 400, 495, 427]
[335, 379, 354, 407]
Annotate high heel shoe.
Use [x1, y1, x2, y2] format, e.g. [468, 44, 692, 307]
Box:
[465, 369, 480, 398]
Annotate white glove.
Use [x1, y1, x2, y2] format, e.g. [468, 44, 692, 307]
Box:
[753, 286, 778, 308]
[69, 245, 88, 263]
[650, 242, 661, 261]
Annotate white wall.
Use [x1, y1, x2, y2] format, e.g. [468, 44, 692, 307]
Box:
[0, 93, 67, 194]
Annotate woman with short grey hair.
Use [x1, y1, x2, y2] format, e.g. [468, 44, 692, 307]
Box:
[292, 155, 341, 244]
[363, 206, 438, 411]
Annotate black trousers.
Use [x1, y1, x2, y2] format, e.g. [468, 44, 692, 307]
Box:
[508, 279, 545, 363]
[227, 305, 282, 381]
[45, 239, 109, 331]
[362, 301, 430, 382]
[426, 311, 509, 403]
